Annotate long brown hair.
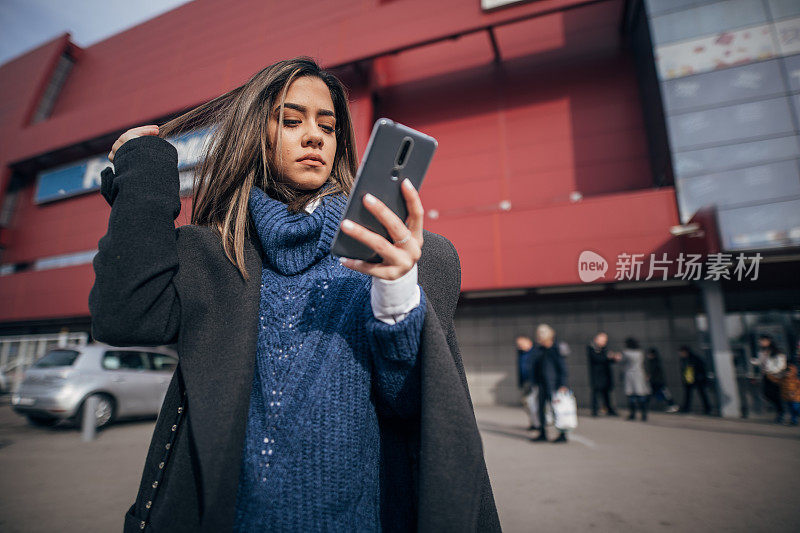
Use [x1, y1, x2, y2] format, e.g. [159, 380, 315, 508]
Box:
[158, 57, 359, 281]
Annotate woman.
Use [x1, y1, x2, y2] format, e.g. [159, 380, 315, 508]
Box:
[90, 57, 499, 532]
[620, 338, 651, 421]
[751, 334, 787, 423]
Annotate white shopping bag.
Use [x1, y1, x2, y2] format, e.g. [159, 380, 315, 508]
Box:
[552, 389, 578, 431]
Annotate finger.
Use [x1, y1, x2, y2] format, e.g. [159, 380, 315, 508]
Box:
[109, 125, 160, 162]
[361, 193, 420, 259]
[125, 125, 160, 138]
[120, 125, 159, 144]
[339, 219, 410, 267]
[130, 124, 160, 133]
[362, 193, 407, 242]
[338, 257, 406, 280]
[401, 178, 424, 242]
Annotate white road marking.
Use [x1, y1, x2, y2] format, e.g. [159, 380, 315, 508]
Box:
[567, 433, 597, 448]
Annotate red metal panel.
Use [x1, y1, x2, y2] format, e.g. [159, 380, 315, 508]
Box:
[433, 189, 681, 290]
[377, 43, 650, 211]
[368, 4, 673, 290]
[0, 264, 94, 321]
[1, 0, 607, 164]
[0, 189, 680, 322]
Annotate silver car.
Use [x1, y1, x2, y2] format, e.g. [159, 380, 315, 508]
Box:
[11, 343, 177, 429]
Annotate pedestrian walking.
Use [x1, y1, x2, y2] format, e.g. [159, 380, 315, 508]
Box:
[781, 348, 800, 426]
[734, 349, 756, 418]
[620, 338, 651, 421]
[586, 331, 620, 416]
[645, 348, 679, 413]
[530, 324, 570, 443]
[516, 335, 539, 430]
[90, 57, 499, 532]
[678, 346, 712, 415]
[751, 334, 788, 423]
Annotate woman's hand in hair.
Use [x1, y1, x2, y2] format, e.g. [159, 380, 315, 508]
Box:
[338, 178, 424, 281]
[107, 125, 160, 162]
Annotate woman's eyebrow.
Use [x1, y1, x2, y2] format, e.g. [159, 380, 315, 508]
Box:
[279, 102, 335, 118]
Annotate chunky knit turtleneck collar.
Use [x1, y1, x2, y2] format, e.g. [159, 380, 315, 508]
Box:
[248, 185, 347, 276]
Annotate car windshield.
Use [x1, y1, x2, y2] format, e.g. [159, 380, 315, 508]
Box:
[150, 353, 177, 371]
[34, 349, 80, 368]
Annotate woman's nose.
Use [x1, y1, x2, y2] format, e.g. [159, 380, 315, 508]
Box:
[303, 127, 323, 148]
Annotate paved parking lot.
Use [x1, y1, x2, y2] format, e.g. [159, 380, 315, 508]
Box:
[1, 399, 798, 532]
[478, 406, 800, 532]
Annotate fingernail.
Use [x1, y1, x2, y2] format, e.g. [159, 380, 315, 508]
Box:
[338, 257, 348, 264]
[402, 178, 413, 189]
[342, 219, 354, 230]
[364, 193, 376, 204]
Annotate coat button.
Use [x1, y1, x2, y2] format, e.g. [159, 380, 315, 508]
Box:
[146, 500, 152, 509]
[177, 406, 183, 414]
[165, 443, 170, 450]
[171, 424, 177, 432]
[140, 520, 145, 529]
[152, 481, 158, 488]
[159, 462, 165, 469]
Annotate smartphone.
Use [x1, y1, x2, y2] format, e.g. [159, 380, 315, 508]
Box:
[330, 118, 437, 262]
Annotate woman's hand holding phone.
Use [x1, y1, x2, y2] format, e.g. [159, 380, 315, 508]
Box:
[337, 178, 424, 281]
[107, 124, 160, 162]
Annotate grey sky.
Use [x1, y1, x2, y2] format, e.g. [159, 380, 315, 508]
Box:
[0, 0, 194, 67]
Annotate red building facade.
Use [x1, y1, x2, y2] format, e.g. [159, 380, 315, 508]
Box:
[3, 0, 796, 407]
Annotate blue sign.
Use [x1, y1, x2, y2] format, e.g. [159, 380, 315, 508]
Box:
[34, 128, 214, 204]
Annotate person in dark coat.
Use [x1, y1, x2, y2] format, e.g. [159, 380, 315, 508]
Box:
[645, 348, 679, 413]
[90, 57, 500, 532]
[530, 324, 569, 443]
[751, 334, 788, 423]
[586, 331, 619, 416]
[678, 346, 712, 415]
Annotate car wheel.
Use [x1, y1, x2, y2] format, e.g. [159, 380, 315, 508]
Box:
[79, 394, 115, 429]
[27, 415, 59, 427]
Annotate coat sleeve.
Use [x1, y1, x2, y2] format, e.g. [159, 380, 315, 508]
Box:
[556, 346, 569, 389]
[365, 287, 426, 419]
[88, 135, 182, 347]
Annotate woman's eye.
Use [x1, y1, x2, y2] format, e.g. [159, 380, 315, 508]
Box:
[283, 119, 300, 127]
[320, 124, 334, 134]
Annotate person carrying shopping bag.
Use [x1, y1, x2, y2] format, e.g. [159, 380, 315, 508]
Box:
[529, 324, 570, 443]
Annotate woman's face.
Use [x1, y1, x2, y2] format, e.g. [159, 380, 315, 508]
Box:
[268, 75, 337, 190]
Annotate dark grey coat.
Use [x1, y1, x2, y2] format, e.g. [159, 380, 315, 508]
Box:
[89, 135, 500, 532]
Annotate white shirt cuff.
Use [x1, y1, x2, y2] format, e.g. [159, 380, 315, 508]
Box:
[370, 263, 421, 324]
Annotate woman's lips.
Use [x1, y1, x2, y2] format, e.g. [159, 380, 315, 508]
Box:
[298, 159, 324, 167]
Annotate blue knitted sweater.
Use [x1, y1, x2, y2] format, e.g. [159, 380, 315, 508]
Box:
[233, 185, 427, 532]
